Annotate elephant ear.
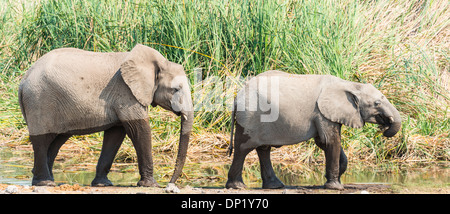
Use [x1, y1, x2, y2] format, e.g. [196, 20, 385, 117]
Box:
[317, 81, 364, 128]
[120, 44, 167, 106]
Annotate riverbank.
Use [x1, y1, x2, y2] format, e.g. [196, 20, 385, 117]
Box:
[0, 128, 448, 194]
[1, 140, 448, 194]
[1, 182, 449, 194]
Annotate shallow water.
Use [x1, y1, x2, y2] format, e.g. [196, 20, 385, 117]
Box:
[0, 146, 448, 188]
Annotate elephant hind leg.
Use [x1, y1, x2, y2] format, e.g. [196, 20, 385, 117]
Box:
[226, 147, 252, 189]
[47, 134, 71, 179]
[256, 146, 284, 189]
[226, 123, 253, 189]
[92, 126, 126, 187]
[30, 133, 58, 186]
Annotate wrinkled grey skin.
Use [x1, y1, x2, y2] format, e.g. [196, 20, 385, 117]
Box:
[19, 44, 194, 188]
[226, 70, 401, 190]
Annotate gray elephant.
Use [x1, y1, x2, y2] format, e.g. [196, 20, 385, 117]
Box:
[226, 70, 401, 190]
[18, 44, 194, 188]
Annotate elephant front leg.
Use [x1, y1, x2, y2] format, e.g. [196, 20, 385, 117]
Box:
[122, 119, 160, 187]
[323, 139, 344, 190]
[338, 147, 348, 183]
[314, 123, 345, 190]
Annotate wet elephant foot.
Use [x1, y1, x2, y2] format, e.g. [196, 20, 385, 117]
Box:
[226, 180, 247, 189]
[324, 180, 344, 190]
[262, 178, 285, 189]
[91, 177, 113, 187]
[137, 177, 161, 187]
[32, 179, 56, 186]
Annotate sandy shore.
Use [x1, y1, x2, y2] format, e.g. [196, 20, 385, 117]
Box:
[2, 183, 438, 194]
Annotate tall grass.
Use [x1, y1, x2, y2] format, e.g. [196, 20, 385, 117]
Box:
[1, 0, 448, 163]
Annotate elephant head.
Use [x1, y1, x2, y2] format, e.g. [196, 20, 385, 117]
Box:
[120, 44, 193, 184]
[317, 79, 401, 137]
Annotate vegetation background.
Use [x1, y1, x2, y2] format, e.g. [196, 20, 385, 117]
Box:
[0, 0, 448, 186]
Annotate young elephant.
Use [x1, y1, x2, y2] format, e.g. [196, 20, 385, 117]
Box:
[19, 44, 194, 188]
[226, 70, 401, 190]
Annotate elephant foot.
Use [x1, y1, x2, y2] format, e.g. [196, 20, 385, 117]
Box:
[91, 177, 113, 187]
[262, 178, 285, 189]
[137, 178, 161, 187]
[324, 180, 344, 190]
[226, 180, 247, 189]
[32, 179, 56, 186]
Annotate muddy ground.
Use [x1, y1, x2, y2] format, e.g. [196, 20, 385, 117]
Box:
[1, 183, 448, 194]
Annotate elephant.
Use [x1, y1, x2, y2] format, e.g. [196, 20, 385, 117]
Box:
[226, 70, 401, 190]
[18, 44, 194, 188]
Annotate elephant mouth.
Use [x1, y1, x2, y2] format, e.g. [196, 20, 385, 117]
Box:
[375, 114, 394, 130]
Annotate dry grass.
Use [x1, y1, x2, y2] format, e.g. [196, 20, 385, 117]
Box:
[2, 126, 447, 172]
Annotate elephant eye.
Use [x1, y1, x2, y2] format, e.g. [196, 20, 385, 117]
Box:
[375, 100, 381, 106]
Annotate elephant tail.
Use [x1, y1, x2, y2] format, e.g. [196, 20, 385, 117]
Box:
[18, 84, 27, 124]
[227, 99, 237, 157]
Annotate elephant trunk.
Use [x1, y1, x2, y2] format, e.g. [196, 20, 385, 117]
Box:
[382, 104, 402, 138]
[169, 110, 193, 184]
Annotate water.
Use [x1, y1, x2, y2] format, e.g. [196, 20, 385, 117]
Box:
[221, 162, 449, 188]
[0, 146, 33, 185]
[1, 146, 448, 188]
[0, 146, 142, 186]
